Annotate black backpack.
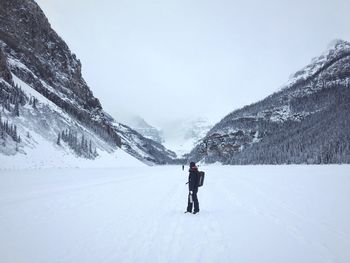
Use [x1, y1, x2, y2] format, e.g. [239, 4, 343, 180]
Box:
[198, 171, 205, 187]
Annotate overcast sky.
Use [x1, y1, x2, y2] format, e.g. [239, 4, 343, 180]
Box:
[36, 0, 350, 126]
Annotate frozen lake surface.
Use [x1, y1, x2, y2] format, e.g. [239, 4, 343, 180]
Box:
[0, 165, 349, 263]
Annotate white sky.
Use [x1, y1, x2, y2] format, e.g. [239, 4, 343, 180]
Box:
[36, 0, 350, 125]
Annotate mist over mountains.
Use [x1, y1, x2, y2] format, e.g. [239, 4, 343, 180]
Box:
[112, 112, 212, 158]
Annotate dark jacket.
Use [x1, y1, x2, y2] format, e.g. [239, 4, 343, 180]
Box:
[188, 167, 199, 192]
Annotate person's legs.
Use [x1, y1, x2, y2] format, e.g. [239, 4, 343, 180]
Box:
[186, 192, 193, 212]
[193, 190, 199, 212]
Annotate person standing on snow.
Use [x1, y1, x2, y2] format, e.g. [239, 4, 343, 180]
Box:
[185, 162, 200, 214]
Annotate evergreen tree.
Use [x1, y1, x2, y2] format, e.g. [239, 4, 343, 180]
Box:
[57, 133, 61, 145]
[59, 129, 98, 159]
[32, 98, 37, 109]
[14, 102, 19, 117]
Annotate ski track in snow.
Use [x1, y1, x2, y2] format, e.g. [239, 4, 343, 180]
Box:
[0, 165, 349, 263]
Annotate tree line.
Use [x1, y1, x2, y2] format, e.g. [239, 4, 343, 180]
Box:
[58, 129, 98, 159]
[0, 113, 21, 145]
[0, 82, 27, 148]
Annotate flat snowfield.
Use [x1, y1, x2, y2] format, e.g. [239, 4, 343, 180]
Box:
[0, 165, 349, 263]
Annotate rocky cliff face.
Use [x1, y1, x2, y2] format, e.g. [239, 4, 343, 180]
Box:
[0, 0, 176, 165]
[0, 0, 101, 111]
[188, 40, 350, 164]
[0, 48, 12, 83]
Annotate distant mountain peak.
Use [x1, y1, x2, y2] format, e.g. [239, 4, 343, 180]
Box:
[285, 39, 350, 90]
[326, 39, 350, 50]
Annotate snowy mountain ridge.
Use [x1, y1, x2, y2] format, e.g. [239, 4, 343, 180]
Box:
[188, 39, 350, 164]
[112, 114, 213, 158]
[0, 0, 177, 167]
[284, 39, 350, 91]
[113, 114, 163, 144]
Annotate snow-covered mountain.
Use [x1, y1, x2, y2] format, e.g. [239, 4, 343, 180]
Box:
[126, 116, 162, 143]
[112, 113, 212, 158]
[188, 39, 350, 164]
[0, 0, 176, 167]
[159, 118, 212, 158]
[112, 113, 163, 144]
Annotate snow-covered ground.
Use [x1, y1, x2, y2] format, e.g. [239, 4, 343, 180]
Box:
[0, 145, 144, 170]
[0, 165, 349, 263]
